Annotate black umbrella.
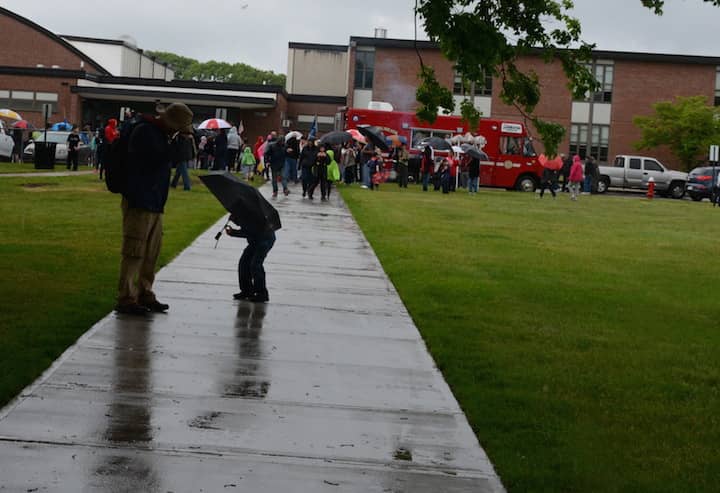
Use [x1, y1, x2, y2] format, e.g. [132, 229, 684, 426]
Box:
[419, 137, 452, 151]
[461, 144, 489, 160]
[199, 172, 281, 246]
[319, 130, 352, 146]
[357, 126, 390, 151]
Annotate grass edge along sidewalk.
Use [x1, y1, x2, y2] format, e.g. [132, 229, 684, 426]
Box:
[340, 185, 719, 493]
[0, 172, 227, 408]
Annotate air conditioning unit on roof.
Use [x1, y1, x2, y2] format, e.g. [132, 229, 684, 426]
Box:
[368, 101, 394, 112]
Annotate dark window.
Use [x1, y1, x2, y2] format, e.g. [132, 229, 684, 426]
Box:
[614, 156, 625, 168]
[453, 70, 492, 97]
[575, 62, 613, 102]
[715, 67, 720, 106]
[644, 160, 663, 172]
[590, 125, 610, 163]
[354, 51, 375, 90]
[592, 64, 614, 103]
[411, 129, 452, 149]
[629, 158, 641, 170]
[569, 124, 588, 159]
[500, 136, 524, 156]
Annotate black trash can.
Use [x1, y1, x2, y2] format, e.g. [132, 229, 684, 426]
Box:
[34, 142, 57, 169]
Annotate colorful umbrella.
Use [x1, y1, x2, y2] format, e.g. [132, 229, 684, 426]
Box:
[285, 130, 303, 142]
[385, 134, 407, 147]
[0, 109, 22, 121]
[198, 118, 231, 130]
[346, 128, 367, 144]
[11, 120, 33, 129]
[538, 153, 563, 170]
[50, 121, 73, 131]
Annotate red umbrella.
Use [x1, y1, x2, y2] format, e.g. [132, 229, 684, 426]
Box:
[12, 120, 33, 129]
[538, 153, 563, 170]
[198, 118, 231, 130]
[346, 128, 367, 144]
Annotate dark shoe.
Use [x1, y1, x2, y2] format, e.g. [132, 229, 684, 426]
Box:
[115, 302, 150, 316]
[272, 192, 278, 198]
[284, 189, 290, 196]
[249, 292, 269, 303]
[233, 291, 252, 300]
[141, 300, 169, 312]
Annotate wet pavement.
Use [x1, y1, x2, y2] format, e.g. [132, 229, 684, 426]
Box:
[0, 182, 505, 492]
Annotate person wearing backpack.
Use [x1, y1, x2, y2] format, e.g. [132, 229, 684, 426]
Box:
[115, 102, 194, 315]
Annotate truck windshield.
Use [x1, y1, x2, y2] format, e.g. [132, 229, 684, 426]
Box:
[523, 138, 536, 157]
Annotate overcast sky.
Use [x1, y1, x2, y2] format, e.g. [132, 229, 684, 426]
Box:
[4, 0, 720, 74]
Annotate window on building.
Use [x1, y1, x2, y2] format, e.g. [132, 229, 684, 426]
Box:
[453, 70, 492, 97]
[0, 90, 58, 112]
[715, 67, 720, 106]
[354, 50, 375, 90]
[593, 64, 614, 103]
[569, 123, 588, 159]
[590, 125, 610, 162]
[575, 62, 614, 103]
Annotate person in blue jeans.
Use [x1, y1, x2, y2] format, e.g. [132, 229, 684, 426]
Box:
[583, 155, 596, 193]
[284, 135, 300, 186]
[171, 133, 195, 191]
[225, 215, 276, 303]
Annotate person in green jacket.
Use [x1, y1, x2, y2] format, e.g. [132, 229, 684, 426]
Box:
[240, 146, 256, 181]
[325, 149, 340, 201]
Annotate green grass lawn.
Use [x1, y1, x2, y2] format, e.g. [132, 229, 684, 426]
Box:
[0, 171, 226, 407]
[340, 185, 719, 493]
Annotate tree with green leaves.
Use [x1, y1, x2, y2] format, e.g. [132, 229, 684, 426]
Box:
[148, 51, 286, 86]
[634, 96, 720, 171]
[414, 0, 720, 157]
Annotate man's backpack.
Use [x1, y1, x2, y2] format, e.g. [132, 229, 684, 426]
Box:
[104, 116, 145, 194]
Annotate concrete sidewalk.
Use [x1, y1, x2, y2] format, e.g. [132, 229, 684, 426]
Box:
[0, 183, 505, 492]
[0, 170, 95, 178]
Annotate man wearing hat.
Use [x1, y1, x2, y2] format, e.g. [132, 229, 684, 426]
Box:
[116, 102, 194, 315]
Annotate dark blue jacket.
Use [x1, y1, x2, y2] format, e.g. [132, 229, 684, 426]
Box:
[264, 139, 286, 172]
[124, 120, 172, 213]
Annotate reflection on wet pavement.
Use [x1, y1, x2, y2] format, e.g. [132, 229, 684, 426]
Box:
[0, 184, 505, 493]
[94, 317, 160, 491]
[223, 302, 270, 399]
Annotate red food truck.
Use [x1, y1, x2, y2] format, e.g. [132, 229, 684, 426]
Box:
[341, 107, 543, 191]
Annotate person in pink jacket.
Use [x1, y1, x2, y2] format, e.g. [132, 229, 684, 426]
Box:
[568, 155, 584, 201]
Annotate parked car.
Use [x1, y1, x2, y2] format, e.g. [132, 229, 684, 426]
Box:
[23, 131, 91, 164]
[596, 155, 687, 199]
[0, 122, 14, 160]
[685, 166, 720, 201]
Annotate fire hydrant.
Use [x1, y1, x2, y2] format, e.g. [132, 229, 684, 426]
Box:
[647, 176, 655, 200]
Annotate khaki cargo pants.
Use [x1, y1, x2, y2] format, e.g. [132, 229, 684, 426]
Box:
[117, 197, 163, 306]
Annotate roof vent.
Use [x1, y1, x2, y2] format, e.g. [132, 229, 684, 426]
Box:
[118, 34, 138, 49]
[374, 27, 387, 39]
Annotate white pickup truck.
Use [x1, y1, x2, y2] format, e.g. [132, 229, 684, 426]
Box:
[596, 155, 688, 199]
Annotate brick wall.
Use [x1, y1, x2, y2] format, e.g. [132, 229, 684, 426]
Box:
[371, 47, 453, 112]
[490, 57, 574, 156]
[611, 60, 715, 169]
[0, 75, 79, 127]
[0, 12, 101, 74]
